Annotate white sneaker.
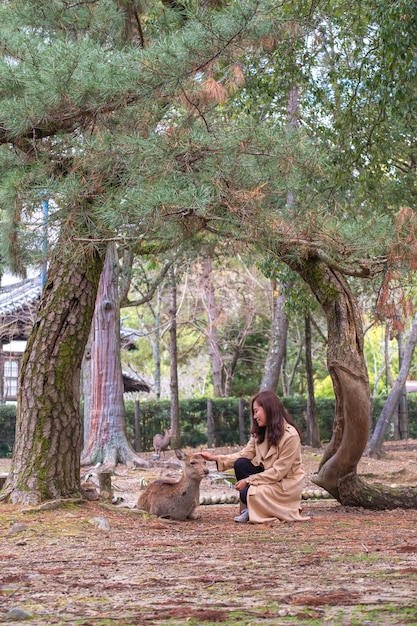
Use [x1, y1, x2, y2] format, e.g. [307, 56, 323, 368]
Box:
[234, 508, 249, 523]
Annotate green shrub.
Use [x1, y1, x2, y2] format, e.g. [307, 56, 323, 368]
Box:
[0, 404, 17, 457]
[2, 394, 417, 459]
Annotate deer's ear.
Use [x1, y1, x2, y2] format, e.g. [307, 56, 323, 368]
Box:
[175, 449, 185, 460]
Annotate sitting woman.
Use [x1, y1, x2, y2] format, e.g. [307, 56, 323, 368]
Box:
[199, 390, 310, 524]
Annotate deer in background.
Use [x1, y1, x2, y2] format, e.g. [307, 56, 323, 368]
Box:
[136, 450, 209, 520]
[153, 428, 172, 458]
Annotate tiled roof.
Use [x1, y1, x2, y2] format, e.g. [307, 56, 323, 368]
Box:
[0, 276, 151, 393]
[0, 276, 42, 316]
[122, 370, 151, 393]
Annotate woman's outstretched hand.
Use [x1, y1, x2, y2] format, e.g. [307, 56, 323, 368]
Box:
[197, 451, 218, 462]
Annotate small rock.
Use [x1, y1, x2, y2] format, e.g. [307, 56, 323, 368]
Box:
[88, 516, 110, 531]
[16, 539, 27, 546]
[8, 523, 29, 536]
[4, 607, 31, 621]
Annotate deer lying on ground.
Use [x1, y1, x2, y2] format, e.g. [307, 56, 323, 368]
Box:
[153, 428, 172, 458]
[136, 450, 209, 520]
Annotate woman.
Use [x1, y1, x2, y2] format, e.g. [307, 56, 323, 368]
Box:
[199, 390, 309, 523]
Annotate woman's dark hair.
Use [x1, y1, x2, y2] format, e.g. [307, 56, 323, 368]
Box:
[250, 390, 300, 446]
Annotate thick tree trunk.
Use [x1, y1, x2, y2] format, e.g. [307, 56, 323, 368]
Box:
[81, 243, 147, 468]
[260, 283, 288, 392]
[292, 259, 371, 501]
[1, 246, 103, 505]
[81, 329, 93, 447]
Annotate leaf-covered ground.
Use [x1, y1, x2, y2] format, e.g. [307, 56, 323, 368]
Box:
[1, 441, 417, 625]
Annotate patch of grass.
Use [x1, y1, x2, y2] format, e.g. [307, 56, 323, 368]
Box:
[344, 553, 380, 563]
[350, 603, 417, 624]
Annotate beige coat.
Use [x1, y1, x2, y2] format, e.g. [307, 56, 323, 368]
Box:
[216, 423, 309, 523]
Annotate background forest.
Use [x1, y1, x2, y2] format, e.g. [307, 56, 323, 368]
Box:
[120, 256, 415, 400]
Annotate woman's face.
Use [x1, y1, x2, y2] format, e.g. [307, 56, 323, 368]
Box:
[252, 401, 267, 428]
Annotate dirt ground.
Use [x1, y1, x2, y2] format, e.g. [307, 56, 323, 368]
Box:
[1, 441, 417, 625]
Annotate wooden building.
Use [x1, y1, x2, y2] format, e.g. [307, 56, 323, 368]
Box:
[0, 277, 42, 402]
[0, 276, 150, 403]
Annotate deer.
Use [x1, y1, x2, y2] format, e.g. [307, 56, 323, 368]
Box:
[136, 450, 209, 520]
[153, 428, 172, 458]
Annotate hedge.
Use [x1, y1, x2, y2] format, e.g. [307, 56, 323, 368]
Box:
[0, 404, 17, 458]
[1, 396, 417, 458]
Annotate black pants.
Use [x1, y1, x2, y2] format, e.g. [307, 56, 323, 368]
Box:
[234, 458, 263, 505]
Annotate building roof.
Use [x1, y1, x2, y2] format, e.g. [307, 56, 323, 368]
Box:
[0, 276, 42, 314]
[122, 371, 151, 393]
[0, 276, 151, 393]
[0, 276, 42, 343]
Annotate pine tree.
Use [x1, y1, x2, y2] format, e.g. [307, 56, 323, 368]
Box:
[0, 0, 263, 503]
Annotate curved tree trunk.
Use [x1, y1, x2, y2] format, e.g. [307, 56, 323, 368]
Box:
[292, 259, 371, 501]
[1, 245, 103, 505]
[81, 243, 148, 468]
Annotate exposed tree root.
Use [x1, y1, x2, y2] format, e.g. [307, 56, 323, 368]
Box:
[0, 483, 83, 506]
[337, 472, 417, 509]
[81, 440, 149, 470]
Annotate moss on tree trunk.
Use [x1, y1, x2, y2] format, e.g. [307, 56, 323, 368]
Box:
[337, 473, 417, 509]
[0, 246, 103, 505]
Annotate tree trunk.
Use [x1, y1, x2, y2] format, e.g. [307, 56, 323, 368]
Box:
[152, 288, 162, 400]
[260, 282, 289, 392]
[0, 245, 103, 505]
[224, 309, 255, 397]
[118, 247, 133, 306]
[81, 243, 147, 468]
[202, 252, 225, 397]
[367, 310, 417, 458]
[292, 259, 371, 501]
[305, 313, 321, 447]
[168, 265, 181, 448]
[81, 329, 92, 447]
[396, 331, 409, 440]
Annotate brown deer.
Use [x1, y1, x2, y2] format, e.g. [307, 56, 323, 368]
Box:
[136, 450, 209, 520]
[153, 428, 172, 458]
